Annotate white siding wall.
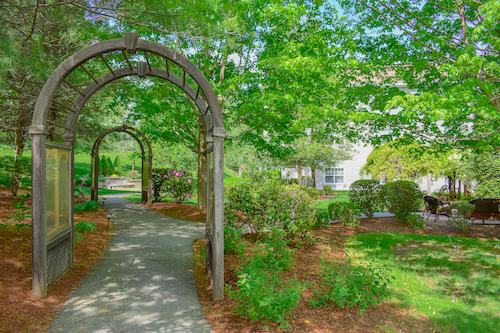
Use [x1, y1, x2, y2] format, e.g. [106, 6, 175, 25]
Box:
[284, 142, 449, 193]
[315, 144, 373, 190]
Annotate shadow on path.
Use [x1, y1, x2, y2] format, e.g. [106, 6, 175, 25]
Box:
[49, 194, 212, 333]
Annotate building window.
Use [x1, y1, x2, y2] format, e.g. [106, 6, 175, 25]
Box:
[324, 168, 344, 184]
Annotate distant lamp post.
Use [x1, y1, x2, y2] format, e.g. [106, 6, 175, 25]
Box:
[107, 212, 111, 230]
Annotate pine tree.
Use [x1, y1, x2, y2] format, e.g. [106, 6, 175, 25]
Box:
[114, 156, 122, 176]
[107, 156, 114, 175]
[98, 156, 103, 175]
[102, 155, 110, 176]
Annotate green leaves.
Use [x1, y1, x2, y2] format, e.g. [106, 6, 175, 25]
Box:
[338, 0, 500, 149]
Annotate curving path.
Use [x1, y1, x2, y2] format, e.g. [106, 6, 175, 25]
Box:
[48, 194, 213, 333]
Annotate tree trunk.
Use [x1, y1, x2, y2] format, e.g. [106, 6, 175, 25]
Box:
[311, 168, 316, 189]
[297, 160, 303, 186]
[10, 128, 26, 196]
[197, 116, 207, 210]
[132, 159, 135, 171]
[427, 173, 432, 196]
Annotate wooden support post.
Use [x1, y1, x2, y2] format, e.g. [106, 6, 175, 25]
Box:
[31, 132, 47, 297]
[212, 133, 225, 301]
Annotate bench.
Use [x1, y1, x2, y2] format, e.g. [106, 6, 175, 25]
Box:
[469, 199, 500, 222]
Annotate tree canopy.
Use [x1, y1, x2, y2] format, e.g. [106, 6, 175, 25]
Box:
[339, 0, 500, 150]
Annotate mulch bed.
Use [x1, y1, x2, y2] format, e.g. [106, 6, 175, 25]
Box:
[3, 188, 499, 332]
[0, 187, 112, 333]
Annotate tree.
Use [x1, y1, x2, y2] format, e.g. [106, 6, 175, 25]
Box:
[98, 156, 103, 175]
[101, 155, 111, 176]
[473, 150, 500, 198]
[361, 139, 443, 182]
[286, 136, 353, 186]
[113, 156, 122, 176]
[107, 156, 114, 175]
[109, 1, 348, 208]
[338, 0, 500, 150]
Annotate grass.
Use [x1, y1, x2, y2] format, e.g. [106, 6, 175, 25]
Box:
[346, 233, 500, 333]
[315, 190, 350, 212]
[1, 145, 141, 188]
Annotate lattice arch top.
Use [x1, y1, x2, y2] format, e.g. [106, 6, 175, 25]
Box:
[29, 32, 226, 142]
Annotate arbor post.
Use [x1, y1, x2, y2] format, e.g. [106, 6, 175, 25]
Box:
[212, 131, 225, 301]
[30, 128, 47, 297]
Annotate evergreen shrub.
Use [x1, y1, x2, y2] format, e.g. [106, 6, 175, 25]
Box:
[381, 180, 423, 219]
[349, 179, 383, 219]
[323, 185, 331, 194]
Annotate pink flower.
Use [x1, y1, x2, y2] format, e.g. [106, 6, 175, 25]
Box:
[182, 170, 186, 173]
[188, 180, 192, 183]
[172, 171, 176, 174]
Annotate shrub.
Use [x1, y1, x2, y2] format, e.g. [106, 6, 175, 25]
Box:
[315, 210, 330, 227]
[0, 156, 31, 196]
[152, 168, 170, 202]
[241, 169, 282, 184]
[74, 221, 96, 233]
[323, 185, 331, 195]
[127, 170, 140, 179]
[74, 234, 84, 244]
[248, 228, 295, 272]
[381, 180, 423, 219]
[224, 208, 246, 256]
[405, 213, 427, 229]
[311, 257, 393, 314]
[224, 182, 316, 240]
[76, 174, 90, 186]
[74, 187, 86, 201]
[162, 169, 194, 204]
[349, 179, 383, 219]
[74, 201, 99, 213]
[303, 187, 320, 199]
[328, 202, 361, 226]
[227, 269, 303, 329]
[2, 195, 31, 225]
[447, 202, 475, 231]
[83, 177, 92, 187]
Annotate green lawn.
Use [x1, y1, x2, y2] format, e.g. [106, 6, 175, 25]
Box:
[347, 233, 500, 333]
[315, 190, 350, 212]
[1, 146, 140, 188]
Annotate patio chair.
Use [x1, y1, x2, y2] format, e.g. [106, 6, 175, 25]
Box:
[424, 195, 451, 221]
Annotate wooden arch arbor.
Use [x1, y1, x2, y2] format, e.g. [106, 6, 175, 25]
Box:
[90, 125, 153, 204]
[29, 33, 226, 300]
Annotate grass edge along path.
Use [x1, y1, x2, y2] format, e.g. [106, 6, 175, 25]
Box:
[346, 232, 500, 333]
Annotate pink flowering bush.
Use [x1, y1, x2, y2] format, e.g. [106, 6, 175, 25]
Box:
[162, 169, 195, 204]
[152, 168, 194, 203]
